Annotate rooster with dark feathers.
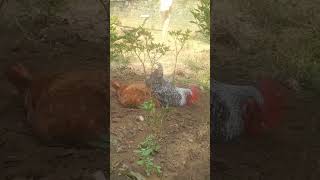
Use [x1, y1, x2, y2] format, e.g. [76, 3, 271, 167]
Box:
[211, 78, 288, 142]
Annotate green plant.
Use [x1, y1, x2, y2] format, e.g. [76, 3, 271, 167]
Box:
[135, 135, 162, 176]
[111, 16, 125, 61]
[140, 100, 171, 129]
[110, 16, 132, 71]
[190, 0, 210, 38]
[140, 99, 156, 113]
[119, 26, 169, 79]
[151, 107, 171, 128]
[169, 29, 191, 83]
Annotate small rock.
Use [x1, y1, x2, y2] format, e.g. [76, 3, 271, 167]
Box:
[137, 115, 144, 122]
[188, 138, 193, 143]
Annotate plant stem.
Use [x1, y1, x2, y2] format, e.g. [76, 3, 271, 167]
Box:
[134, 50, 147, 80]
[172, 38, 178, 83]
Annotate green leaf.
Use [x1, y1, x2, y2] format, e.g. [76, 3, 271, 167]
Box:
[137, 160, 144, 165]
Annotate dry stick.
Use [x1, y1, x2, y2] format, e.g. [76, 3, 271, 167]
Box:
[148, 51, 163, 73]
[134, 49, 147, 80]
[172, 38, 185, 83]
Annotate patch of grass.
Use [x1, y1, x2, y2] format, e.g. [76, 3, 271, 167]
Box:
[148, 107, 171, 129]
[185, 58, 210, 90]
[140, 100, 171, 130]
[134, 135, 162, 176]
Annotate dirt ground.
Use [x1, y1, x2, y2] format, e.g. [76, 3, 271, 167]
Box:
[110, 0, 210, 179]
[0, 1, 108, 179]
[213, 0, 320, 179]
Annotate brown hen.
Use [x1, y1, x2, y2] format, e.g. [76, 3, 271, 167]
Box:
[5, 63, 108, 148]
[111, 80, 160, 108]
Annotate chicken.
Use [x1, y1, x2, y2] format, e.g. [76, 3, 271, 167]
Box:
[111, 80, 160, 108]
[5, 63, 108, 148]
[145, 63, 200, 107]
[211, 79, 288, 143]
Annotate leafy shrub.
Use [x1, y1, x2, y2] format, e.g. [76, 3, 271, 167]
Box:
[190, 0, 210, 38]
[119, 26, 169, 79]
[169, 29, 191, 83]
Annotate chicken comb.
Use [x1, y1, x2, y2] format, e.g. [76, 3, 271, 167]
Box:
[256, 78, 288, 128]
